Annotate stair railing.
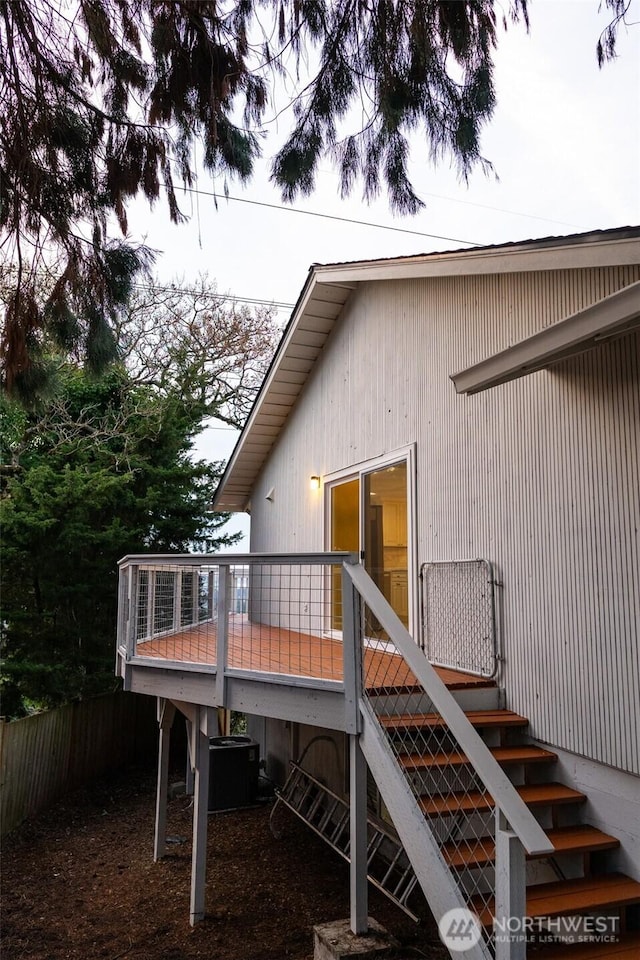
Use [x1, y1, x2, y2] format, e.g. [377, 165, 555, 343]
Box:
[343, 560, 553, 960]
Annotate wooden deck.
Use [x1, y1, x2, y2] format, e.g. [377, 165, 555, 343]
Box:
[135, 615, 493, 691]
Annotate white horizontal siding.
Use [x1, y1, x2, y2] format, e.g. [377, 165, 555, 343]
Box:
[249, 266, 640, 774]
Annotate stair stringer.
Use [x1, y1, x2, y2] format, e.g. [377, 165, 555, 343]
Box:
[359, 698, 492, 960]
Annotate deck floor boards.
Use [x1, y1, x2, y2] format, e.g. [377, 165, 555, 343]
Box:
[134, 616, 493, 691]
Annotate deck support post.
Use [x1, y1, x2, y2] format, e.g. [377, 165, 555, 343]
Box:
[190, 705, 214, 926]
[154, 698, 175, 861]
[342, 559, 363, 735]
[185, 718, 194, 796]
[349, 733, 369, 935]
[494, 810, 527, 960]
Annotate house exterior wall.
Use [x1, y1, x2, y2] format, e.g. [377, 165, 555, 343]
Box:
[249, 265, 640, 777]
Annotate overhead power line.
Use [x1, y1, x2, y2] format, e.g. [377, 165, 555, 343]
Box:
[168, 183, 481, 246]
[419, 190, 581, 229]
[132, 283, 294, 311]
[140, 178, 562, 310]
[311, 162, 582, 229]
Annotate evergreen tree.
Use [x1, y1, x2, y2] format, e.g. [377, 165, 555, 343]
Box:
[0, 276, 277, 717]
[1, 1, 628, 395]
[0, 365, 234, 717]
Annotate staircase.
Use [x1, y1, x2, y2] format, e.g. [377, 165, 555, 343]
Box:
[273, 695, 640, 957]
[377, 702, 640, 958]
[339, 558, 640, 960]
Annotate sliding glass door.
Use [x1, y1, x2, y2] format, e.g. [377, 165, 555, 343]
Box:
[329, 456, 411, 635]
[330, 478, 360, 630]
[363, 462, 409, 632]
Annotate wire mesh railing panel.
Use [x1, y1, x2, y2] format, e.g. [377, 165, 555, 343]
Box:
[230, 562, 343, 680]
[135, 569, 149, 640]
[130, 563, 218, 664]
[421, 560, 497, 677]
[361, 601, 496, 954]
[122, 556, 347, 681]
[180, 572, 196, 627]
[153, 570, 176, 635]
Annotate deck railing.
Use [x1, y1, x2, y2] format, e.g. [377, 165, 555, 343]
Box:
[117, 552, 355, 684]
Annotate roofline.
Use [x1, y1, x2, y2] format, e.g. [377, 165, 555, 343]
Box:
[213, 227, 640, 512]
[311, 228, 640, 284]
[213, 269, 354, 511]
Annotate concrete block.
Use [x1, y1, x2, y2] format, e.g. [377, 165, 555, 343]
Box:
[313, 918, 399, 960]
[168, 780, 186, 799]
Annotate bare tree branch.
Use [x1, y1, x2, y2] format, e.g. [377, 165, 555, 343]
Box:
[115, 275, 280, 428]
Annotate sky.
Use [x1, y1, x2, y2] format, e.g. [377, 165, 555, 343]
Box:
[126, 0, 640, 549]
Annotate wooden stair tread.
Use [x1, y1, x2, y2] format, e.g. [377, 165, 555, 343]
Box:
[472, 873, 640, 926]
[380, 709, 529, 732]
[536, 931, 640, 959]
[546, 825, 621, 855]
[379, 704, 634, 950]
[419, 782, 586, 816]
[442, 825, 620, 869]
[400, 744, 557, 770]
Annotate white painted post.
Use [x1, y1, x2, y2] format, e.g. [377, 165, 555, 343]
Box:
[342, 560, 363, 735]
[185, 717, 194, 796]
[215, 564, 231, 708]
[117, 565, 127, 652]
[173, 570, 182, 632]
[349, 734, 369, 935]
[344, 558, 368, 935]
[190, 706, 212, 925]
[126, 564, 137, 658]
[494, 809, 527, 960]
[154, 698, 176, 861]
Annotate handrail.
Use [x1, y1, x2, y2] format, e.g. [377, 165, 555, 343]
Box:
[345, 561, 553, 857]
[118, 551, 356, 567]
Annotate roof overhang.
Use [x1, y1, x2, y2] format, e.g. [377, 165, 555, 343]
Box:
[450, 280, 640, 395]
[213, 273, 355, 511]
[213, 228, 640, 512]
[311, 231, 640, 284]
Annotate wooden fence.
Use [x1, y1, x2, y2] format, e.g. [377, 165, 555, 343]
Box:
[0, 691, 157, 836]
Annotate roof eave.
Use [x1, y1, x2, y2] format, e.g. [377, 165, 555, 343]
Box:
[212, 266, 354, 511]
[312, 232, 640, 284]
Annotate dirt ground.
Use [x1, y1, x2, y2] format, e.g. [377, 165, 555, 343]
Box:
[2, 764, 449, 960]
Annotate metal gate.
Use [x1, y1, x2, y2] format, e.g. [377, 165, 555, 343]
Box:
[421, 559, 498, 678]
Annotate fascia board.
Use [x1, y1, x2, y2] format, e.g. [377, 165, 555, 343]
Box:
[211, 272, 353, 510]
[312, 236, 640, 285]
